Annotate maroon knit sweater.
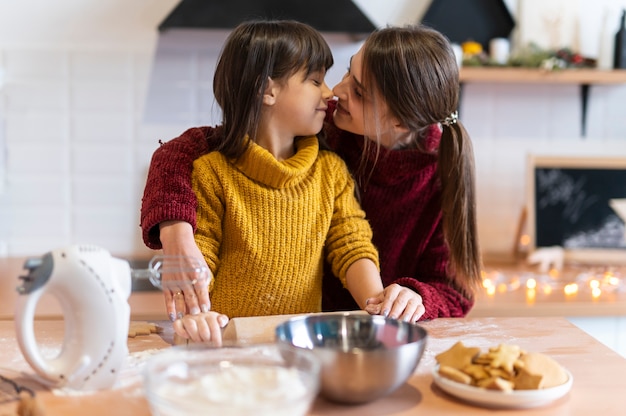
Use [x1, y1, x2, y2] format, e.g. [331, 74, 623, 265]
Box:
[140, 101, 474, 320]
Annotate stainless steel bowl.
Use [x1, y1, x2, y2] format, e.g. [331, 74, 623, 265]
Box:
[275, 312, 428, 404]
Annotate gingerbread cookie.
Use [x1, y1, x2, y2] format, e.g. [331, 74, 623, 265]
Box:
[436, 343, 569, 391]
[435, 341, 480, 370]
[438, 365, 473, 385]
[128, 321, 163, 338]
[517, 352, 569, 388]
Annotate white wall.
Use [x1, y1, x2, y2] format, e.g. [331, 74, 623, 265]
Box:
[0, 0, 625, 258]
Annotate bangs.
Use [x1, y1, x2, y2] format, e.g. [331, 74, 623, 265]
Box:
[272, 21, 334, 78]
[300, 32, 334, 75]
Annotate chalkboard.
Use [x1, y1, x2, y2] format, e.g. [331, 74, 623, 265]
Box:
[527, 156, 626, 264]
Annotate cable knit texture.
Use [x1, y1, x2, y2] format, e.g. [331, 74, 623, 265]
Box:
[190, 135, 378, 318]
[140, 101, 474, 320]
[320, 104, 473, 319]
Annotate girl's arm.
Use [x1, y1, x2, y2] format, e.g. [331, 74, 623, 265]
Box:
[140, 126, 221, 319]
[140, 126, 220, 248]
[159, 220, 211, 320]
[344, 258, 383, 309]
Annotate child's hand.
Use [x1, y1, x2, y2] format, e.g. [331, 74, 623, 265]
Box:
[364, 284, 425, 323]
[172, 311, 229, 345]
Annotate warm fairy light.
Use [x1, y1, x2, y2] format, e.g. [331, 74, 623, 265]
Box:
[602, 271, 620, 287]
[564, 283, 578, 296]
[482, 277, 495, 296]
[480, 268, 624, 300]
[591, 287, 602, 299]
[519, 234, 530, 246]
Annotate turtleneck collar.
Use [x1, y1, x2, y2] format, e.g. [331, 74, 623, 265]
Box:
[347, 129, 440, 187]
[234, 136, 319, 189]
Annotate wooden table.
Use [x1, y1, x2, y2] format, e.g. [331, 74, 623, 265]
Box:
[2, 315, 626, 415]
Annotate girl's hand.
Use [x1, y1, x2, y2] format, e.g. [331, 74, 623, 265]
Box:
[173, 311, 229, 345]
[364, 284, 425, 323]
[159, 221, 212, 321]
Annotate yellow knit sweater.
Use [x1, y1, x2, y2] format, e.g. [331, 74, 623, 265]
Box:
[191, 135, 379, 317]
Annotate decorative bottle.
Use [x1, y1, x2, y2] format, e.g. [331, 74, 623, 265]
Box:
[615, 9, 626, 69]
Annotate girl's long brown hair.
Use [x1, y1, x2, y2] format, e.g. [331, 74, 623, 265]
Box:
[361, 25, 482, 296]
[212, 20, 333, 159]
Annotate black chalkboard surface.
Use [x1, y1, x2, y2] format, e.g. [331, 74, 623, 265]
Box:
[527, 156, 626, 264]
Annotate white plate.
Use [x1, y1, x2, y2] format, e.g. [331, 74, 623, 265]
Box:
[432, 365, 573, 409]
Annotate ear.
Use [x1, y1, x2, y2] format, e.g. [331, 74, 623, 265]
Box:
[391, 117, 410, 134]
[262, 77, 279, 106]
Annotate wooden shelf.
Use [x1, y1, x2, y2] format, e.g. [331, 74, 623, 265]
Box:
[458, 68, 626, 136]
[460, 67, 626, 84]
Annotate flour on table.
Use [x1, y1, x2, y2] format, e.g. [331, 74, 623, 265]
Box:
[51, 348, 163, 396]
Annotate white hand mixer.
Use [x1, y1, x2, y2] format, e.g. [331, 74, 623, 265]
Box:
[14, 244, 209, 391]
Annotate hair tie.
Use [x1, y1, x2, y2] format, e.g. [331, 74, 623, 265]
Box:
[441, 111, 458, 127]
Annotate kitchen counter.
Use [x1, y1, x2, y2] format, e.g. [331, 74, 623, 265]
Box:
[2, 315, 626, 415]
[3, 256, 625, 321]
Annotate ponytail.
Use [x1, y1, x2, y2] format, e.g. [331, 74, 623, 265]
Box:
[438, 120, 482, 296]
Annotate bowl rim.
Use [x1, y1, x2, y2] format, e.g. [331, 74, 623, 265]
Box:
[274, 312, 428, 350]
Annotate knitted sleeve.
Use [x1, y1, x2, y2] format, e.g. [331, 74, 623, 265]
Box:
[393, 244, 475, 320]
[387, 217, 474, 319]
[402, 278, 474, 319]
[139, 126, 219, 249]
[323, 154, 379, 284]
[190, 155, 224, 273]
[381, 180, 474, 320]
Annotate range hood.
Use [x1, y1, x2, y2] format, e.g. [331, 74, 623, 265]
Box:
[158, 0, 376, 34]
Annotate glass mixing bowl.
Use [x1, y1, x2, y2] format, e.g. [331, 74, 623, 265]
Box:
[143, 343, 320, 416]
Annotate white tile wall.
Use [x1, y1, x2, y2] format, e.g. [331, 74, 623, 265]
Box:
[0, 29, 626, 258]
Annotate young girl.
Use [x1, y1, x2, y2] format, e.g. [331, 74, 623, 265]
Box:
[159, 20, 420, 344]
[141, 24, 480, 327]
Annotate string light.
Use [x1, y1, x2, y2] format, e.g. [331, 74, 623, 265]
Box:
[591, 287, 602, 299]
[564, 283, 578, 296]
[480, 267, 625, 301]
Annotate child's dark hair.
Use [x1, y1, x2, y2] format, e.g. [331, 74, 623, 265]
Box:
[213, 20, 334, 159]
[361, 25, 482, 296]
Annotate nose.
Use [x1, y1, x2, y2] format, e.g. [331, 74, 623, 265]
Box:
[321, 81, 333, 100]
[331, 76, 347, 98]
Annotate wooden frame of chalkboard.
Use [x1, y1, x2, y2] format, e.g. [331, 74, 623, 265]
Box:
[527, 155, 626, 265]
